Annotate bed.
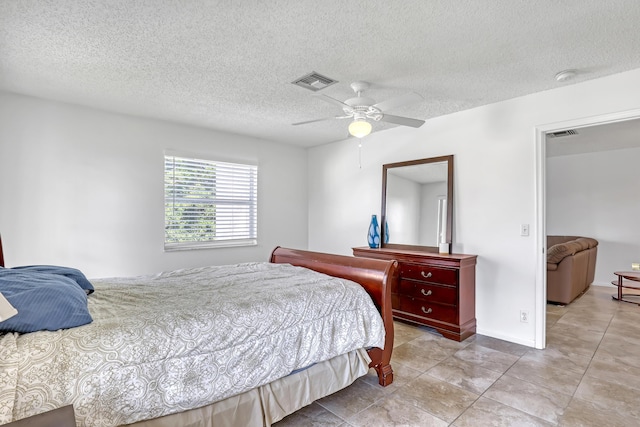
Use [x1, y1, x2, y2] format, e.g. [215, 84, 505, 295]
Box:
[0, 240, 397, 426]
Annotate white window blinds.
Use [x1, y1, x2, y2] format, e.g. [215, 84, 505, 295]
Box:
[164, 155, 258, 249]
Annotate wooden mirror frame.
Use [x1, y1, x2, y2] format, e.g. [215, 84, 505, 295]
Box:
[381, 155, 454, 252]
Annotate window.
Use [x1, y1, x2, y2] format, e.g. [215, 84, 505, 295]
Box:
[164, 155, 258, 249]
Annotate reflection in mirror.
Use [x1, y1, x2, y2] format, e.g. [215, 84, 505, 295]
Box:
[381, 155, 453, 250]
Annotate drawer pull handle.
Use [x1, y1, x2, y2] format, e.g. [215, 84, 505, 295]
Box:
[421, 307, 433, 314]
[420, 271, 433, 279]
[420, 289, 433, 296]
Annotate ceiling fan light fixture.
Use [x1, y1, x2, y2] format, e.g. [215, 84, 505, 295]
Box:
[348, 119, 372, 138]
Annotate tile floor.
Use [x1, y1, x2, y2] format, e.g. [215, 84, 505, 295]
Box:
[274, 285, 640, 426]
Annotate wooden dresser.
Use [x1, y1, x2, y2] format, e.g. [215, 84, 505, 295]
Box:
[353, 246, 477, 341]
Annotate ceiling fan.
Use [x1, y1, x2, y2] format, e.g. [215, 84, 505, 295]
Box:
[292, 81, 425, 138]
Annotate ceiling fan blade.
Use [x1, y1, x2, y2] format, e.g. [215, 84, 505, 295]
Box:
[379, 114, 425, 128]
[316, 94, 351, 108]
[292, 116, 350, 126]
[372, 92, 423, 111]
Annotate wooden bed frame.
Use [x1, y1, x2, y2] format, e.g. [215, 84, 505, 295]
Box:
[0, 238, 396, 386]
[0, 238, 397, 425]
[270, 246, 397, 386]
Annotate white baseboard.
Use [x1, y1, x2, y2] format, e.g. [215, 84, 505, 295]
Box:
[475, 327, 536, 348]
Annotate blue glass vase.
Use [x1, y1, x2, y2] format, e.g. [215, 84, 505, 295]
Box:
[384, 220, 389, 244]
[367, 215, 380, 248]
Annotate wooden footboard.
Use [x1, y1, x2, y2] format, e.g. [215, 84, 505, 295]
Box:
[270, 246, 397, 386]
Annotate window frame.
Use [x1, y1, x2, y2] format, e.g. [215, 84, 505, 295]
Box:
[163, 152, 258, 251]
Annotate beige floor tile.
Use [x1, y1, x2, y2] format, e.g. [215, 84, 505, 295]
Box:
[452, 396, 555, 427]
[546, 312, 562, 329]
[568, 287, 620, 313]
[584, 358, 640, 392]
[347, 393, 448, 427]
[548, 321, 604, 341]
[394, 373, 479, 423]
[607, 312, 640, 337]
[358, 362, 422, 394]
[546, 303, 569, 315]
[568, 300, 618, 315]
[483, 375, 572, 424]
[559, 397, 638, 427]
[520, 347, 591, 374]
[316, 377, 387, 419]
[427, 357, 502, 394]
[574, 375, 640, 418]
[406, 332, 469, 358]
[506, 357, 584, 396]
[545, 328, 603, 359]
[472, 334, 530, 357]
[603, 324, 640, 341]
[391, 342, 448, 372]
[410, 329, 472, 347]
[553, 310, 613, 333]
[614, 297, 640, 311]
[601, 328, 640, 346]
[273, 402, 344, 426]
[593, 334, 640, 369]
[611, 289, 640, 312]
[610, 308, 640, 322]
[393, 320, 432, 348]
[453, 343, 519, 374]
[283, 286, 640, 426]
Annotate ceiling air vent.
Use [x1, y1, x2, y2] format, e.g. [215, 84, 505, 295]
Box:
[291, 72, 337, 91]
[547, 129, 579, 138]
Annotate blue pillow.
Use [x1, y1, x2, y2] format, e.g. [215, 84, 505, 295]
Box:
[10, 265, 94, 294]
[0, 270, 93, 333]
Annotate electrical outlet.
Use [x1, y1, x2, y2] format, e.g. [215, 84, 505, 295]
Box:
[520, 310, 529, 323]
[520, 224, 530, 236]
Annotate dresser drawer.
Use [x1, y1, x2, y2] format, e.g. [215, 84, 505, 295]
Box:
[399, 263, 458, 285]
[397, 296, 458, 324]
[398, 279, 458, 305]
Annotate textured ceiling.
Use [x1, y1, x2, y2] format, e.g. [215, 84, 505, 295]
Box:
[2, 1, 640, 147]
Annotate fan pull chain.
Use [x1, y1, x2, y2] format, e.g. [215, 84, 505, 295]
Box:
[358, 140, 362, 169]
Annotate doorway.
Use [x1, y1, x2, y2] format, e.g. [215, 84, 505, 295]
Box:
[534, 109, 640, 349]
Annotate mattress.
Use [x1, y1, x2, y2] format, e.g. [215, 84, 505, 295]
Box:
[0, 262, 385, 426]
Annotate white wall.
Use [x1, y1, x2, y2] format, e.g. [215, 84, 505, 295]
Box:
[547, 146, 640, 286]
[419, 181, 447, 246]
[308, 68, 640, 347]
[0, 92, 308, 278]
[386, 174, 420, 244]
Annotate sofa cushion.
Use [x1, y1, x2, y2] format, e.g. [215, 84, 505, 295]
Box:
[576, 237, 598, 249]
[547, 263, 558, 271]
[573, 239, 590, 251]
[547, 235, 581, 248]
[547, 241, 582, 264]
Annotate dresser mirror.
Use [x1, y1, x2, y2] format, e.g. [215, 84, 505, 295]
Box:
[381, 155, 453, 251]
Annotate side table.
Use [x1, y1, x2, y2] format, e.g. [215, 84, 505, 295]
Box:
[612, 271, 640, 304]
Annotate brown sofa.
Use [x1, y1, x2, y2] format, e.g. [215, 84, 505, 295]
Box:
[547, 236, 598, 304]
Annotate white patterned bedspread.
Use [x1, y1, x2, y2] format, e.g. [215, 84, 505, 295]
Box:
[0, 262, 385, 426]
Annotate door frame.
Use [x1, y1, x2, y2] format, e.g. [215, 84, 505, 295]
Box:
[534, 108, 640, 349]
